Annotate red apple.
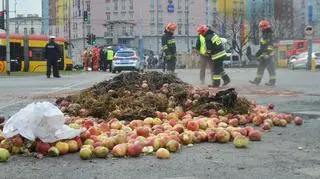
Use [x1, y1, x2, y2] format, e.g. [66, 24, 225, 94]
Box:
[216, 129, 230, 143]
[252, 116, 262, 126]
[127, 143, 143, 157]
[80, 131, 91, 141]
[187, 121, 199, 131]
[295, 117, 303, 126]
[37, 142, 51, 155]
[228, 118, 239, 127]
[11, 135, 24, 147]
[136, 127, 150, 138]
[155, 111, 164, 119]
[248, 130, 262, 141]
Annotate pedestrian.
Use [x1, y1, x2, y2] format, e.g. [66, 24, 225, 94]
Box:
[105, 46, 114, 72]
[99, 46, 105, 71]
[161, 22, 177, 73]
[249, 20, 276, 86]
[82, 48, 89, 71]
[44, 36, 61, 78]
[197, 24, 230, 87]
[195, 25, 213, 84]
[92, 46, 100, 71]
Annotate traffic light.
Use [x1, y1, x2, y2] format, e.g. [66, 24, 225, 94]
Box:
[0, 11, 4, 30]
[83, 11, 88, 22]
[86, 34, 91, 44]
[92, 34, 96, 44]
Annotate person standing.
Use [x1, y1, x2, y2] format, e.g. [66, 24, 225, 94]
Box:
[99, 46, 105, 71]
[196, 25, 213, 84]
[161, 22, 177, 73]
[198, 25, 231, 87]
[105, 46, 114, 72]
[249, 20, 276, 86]
[45, 36, 61, 78]
[82, 48, 89, 71]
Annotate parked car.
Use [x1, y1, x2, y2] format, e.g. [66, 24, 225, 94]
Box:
[223, 54, 242, 68]
[112, 48, 144, 73]
[288, 52, 320, 70]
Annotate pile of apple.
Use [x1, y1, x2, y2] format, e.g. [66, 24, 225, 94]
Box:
[0, 103, 303, 162]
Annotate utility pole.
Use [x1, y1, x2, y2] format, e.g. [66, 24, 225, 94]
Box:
[186, 7, 190, 53]
[5, 0, 10, 75]
[68, 0, 72, 58]
[138, 7, 144, 65]
[156, 0, 159, 54]
[307, 0, 313, 71]
[82, 0, 85, 50]
[223, 0, 226, 36]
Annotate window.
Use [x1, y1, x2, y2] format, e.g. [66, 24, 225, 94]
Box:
[129, 12, 134, 20]
[151, 25, 155, 34]
[121, 0, 126, 11]
[106, 12, 111, 20]
[122, 25, 126, 35]
[129, 0, 133, 10]
[150, 0, 154, 9]
[178, 12, 182, 23]
[158, 0, 162, 10]
[86, 1, 90, 12]
[185, 25, 189, 35]
[158, 11, 163, 21]
[185, 0, 189, 10]
[130, 25, 134, 35]
[178, 24, 182, 35]
[30, 48, 45, 60]
[114, 0, 118, 11]
[178, 0, 182, 9]
[297, 42, 303, 49]
[150, 13, 154, 21]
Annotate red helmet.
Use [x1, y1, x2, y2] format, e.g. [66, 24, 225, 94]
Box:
[165, 22, 177, 32]
[197, 24, 208, 35]
[259, 20, 271, 30]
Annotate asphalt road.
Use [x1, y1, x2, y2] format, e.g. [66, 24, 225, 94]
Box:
[0, 68, 320, 179]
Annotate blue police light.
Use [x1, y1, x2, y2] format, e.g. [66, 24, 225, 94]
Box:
[167, 4, 174, 13]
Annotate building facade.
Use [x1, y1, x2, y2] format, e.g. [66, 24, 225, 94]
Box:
[9, 14, 42, 35]
[46, 0, 209, 55]
[274, 0, 294, 40]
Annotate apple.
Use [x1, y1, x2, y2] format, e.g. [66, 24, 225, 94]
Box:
[47, 147, 60, 157]
[112, 143, 128, 157]
[55, 142, 69, 155]
[198, 119, 208, 130]
[187, 121, 199, 131]
[207, 131, 217, 142]
[248, 130, 262, 141]
[67, 140, 79, 153]
[295, 117, 303, 125]
[152, 138, 163, 150]
[262, 122, 272, 130]
[110, 121, 123, 130]
[152, 118, 162, 125]
[228, 118, 239, 127]
[136, 127, 150, 138]
[216, 129, 230, 143]
[129, 120, 144, 130]
[252, 116, 262, 126]
[37, 142, 51, 155]
[166, 140, 180, 153]
[168, 120, 177, 127]
[11, 135, 24, 147]
[155, 111, 163, 119]
[84, 139, 95, 146]
[167, 112, 179, 121]
[80, 147, 93, 160]
[0, 148, 10, 162]
[80, 131, 91, 141]
[143, 117, 154, 126]
[279, 119, 287, 127]
[233, 135, 249, 148]
[218, 122, 228, 128]
[69, 123, 81, 129]
[127, 143, 143, 157]
[180, 133, 193, 145]
[156, 148, 170, 159]
[94, 146, 109, 158]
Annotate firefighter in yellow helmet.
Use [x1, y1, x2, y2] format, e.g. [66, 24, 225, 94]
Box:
[249, 20, 276, 86]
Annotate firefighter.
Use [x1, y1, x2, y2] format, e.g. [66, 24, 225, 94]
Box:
[161, 22, 177, 73]
[249, 20, 276, 86]
[196, 25, 213, 84]
[44, 36, 61, 78]
[105, 46, 114, 72]
[92, 46, 100, 71]
[198, 25, 230, 88]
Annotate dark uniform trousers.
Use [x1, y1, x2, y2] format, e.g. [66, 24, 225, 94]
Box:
[165, 55, 176, 73]
[253, 56, 276, 85]
[212, 55, 230, 87]
[47, 60, 59, 78]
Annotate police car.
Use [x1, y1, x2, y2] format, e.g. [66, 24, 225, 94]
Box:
[112, 48, 144, 73]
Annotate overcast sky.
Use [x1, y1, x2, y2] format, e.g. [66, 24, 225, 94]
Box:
[0, 0, 41, 17]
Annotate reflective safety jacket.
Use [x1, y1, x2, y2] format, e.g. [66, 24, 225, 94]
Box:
[204, 30, 226, 61]
[106, 49, 114, 60]
[195, 35, 207, 55]
[256, 28, 273, 58]
[161, 30, 176, 58]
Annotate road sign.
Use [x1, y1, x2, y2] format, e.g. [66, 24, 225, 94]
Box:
[304, 25, 314, 36]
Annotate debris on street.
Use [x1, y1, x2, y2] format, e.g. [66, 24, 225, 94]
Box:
[0, 72, 303, 162]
